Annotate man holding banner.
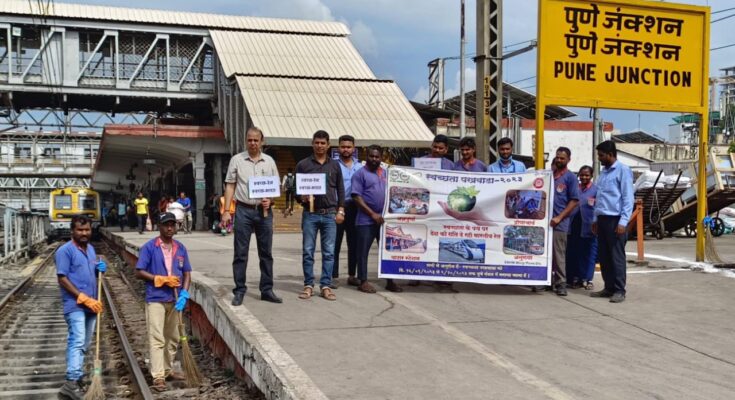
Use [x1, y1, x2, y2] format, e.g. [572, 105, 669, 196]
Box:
[296, 130, 345, 301]
[487, 138, 526, 173]
[222, 127, 282, 306]
[549, 147, 579, 296]
[352, 145, 402, 293]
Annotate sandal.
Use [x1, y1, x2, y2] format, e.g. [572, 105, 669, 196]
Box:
[320, 287, 337, 301]
[358, 281, 376, 294]
[584, 281, 594, 290]
[298, 286, 313, 299]
[152, 378, 167, 392]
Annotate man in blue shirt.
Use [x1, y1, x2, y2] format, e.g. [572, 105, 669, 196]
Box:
[135, 212, 192, 391]
[56, 215, 106, 400]
[591, 141, 634, 303]
[177, 192, 192, 234]
[549, 147, 580, 296]
[487, 137, 526, 173]
[453, 137, 487, 172]
[334, 135, 362, 288]
[352, 145, 402, 293]
[419, 134, 454, 170]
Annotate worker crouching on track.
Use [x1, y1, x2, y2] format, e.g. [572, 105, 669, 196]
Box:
[56, 215, 107, 400]
[135, 212, 192, 392]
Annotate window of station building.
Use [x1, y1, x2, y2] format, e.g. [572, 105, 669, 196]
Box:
[79, 194, 97, 211]
[54, 195, 72, 210]
[83, 147, 99, 160]
[14, 144, 32, 158]
[42, 145, 62, 158]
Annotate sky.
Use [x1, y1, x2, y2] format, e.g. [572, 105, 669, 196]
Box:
[73, 0, 735, 140]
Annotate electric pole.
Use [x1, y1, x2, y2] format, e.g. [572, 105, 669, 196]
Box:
[475, 0, 503, 164]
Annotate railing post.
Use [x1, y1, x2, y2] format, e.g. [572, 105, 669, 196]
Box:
[634, 199, 647, 266]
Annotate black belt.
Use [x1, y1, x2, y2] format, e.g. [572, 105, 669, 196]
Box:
[310, 208, 336, 215]
[237, 201, 258, 209]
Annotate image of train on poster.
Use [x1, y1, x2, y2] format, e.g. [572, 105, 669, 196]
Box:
[378, 166, 554, 286]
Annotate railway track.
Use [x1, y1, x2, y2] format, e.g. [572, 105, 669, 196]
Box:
[0, 243, 151, 399]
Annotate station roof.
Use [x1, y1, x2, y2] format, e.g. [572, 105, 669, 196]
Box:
[0, 0, 348, 35]
[442, 85, 576, 120]
[234, 77, 433, 147]
[210, 30, 375, 80]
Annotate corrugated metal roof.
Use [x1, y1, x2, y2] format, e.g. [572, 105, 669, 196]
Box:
[211, 30, 375, 79]
[235, 76, 435, 147]
[0, 0, 349, 35]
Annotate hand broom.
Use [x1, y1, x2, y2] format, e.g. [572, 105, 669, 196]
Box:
[84, 272, 105, 400]
[174, 289, 202, 387]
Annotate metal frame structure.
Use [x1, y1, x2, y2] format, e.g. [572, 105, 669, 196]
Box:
[475, 0, 503, 164]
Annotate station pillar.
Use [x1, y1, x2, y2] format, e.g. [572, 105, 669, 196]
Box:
[193, 152, 207, 230]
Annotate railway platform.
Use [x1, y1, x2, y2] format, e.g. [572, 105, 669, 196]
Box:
[104, 229, 735, 400]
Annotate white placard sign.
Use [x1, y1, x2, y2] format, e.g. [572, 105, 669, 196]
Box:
[296, 173, 327, 195]
[248, 176, 281, 199]
[412, 157, 443, 170]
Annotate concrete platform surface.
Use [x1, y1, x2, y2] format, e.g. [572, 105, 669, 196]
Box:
[109, 229, 735, 400]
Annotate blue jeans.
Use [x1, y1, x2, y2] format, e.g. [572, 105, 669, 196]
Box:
[232, 204, 274, 294]
[64, 311, 97, 381]
[302, 211, 337, 288]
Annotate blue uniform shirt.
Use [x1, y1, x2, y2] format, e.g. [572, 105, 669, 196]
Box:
[553, 169, 581, 233]
[351, 167, 387, 226]
[177, 197, 191, 212]
[136, 238, 192, 303]
[55, 240, 98, 315]
[487, 158, 527, 173]
[594, 160, 635, 226]
[453, 159, 488, 172]
[569, 183, 598, 238]
[338, 158, 363, 203]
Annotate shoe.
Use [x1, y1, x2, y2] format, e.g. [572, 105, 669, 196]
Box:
[531, 285, 548, 293]
[556, 285, 568, 296]
[385, 281, 403, 292]
[590, 289, 613, 298]
[260, 290, 283, 304]
[59, 380, 84, 400]
[166, 371, 186, 381]
[609, 293, 626, 303]
[347, 276, 360, 286]
[76, 378, 88, 392]
[231, 292, 245, 306]
[329, 279, 339, 289]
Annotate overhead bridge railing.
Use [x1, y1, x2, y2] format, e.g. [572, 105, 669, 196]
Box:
[0, 204, 48, 264]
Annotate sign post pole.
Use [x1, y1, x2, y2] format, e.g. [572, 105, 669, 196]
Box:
[696, 113, 709, 261]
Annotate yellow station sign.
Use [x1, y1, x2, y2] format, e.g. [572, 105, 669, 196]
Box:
[538, 0, 709, 112]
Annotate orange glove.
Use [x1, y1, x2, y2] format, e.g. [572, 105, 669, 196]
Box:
[154, 275, 180, 288]
[77, 293, 102, 313]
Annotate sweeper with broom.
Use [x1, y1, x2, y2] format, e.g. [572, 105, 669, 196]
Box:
[135, 212, 200, 392]
[56, 215, 107, 400]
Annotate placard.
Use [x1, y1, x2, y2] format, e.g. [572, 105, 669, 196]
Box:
[296, 173, 327, 195]
[379, 166, 553, 286]
[248, 176, 281, 199]
[412, 157, 443, 171]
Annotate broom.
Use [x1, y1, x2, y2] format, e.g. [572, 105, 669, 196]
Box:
[84, 272, 105, 400]
[174, 288, 202, 387]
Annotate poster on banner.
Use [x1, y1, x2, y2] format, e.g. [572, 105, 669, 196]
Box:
[248, 176, 281, 199]
[296, 173, 327, 195]
[378, 166, 553, 285]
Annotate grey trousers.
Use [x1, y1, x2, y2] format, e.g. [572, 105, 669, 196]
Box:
[552, 230, 568, 287]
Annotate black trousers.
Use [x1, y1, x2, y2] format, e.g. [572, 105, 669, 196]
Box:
[232, 204, 274, 294]
[333, 202, 358, 278]
[597, 216, 627, 294]
[356, 223, 381, 282]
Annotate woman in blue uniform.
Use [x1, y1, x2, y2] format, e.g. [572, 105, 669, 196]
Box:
[566, 165, 598, 290]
